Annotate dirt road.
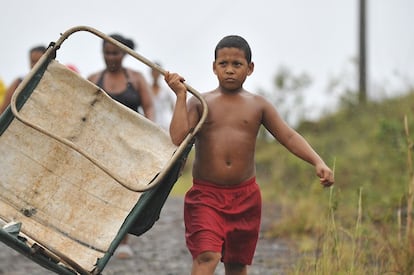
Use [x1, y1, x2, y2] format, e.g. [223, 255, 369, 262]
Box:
[0, 196, 296, 275]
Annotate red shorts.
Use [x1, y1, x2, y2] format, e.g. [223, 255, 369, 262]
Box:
[184, 177, 262, 265]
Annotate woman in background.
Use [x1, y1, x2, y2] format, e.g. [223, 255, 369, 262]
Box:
[88, 33, 154, 120]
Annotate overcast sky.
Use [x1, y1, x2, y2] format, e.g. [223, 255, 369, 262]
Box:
[1, 0, 413, 122]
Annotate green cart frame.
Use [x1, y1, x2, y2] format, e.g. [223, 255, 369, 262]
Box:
[0, 26, 207, 275]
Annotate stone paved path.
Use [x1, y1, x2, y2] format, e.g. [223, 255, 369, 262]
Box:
[0, 196, 296, 275]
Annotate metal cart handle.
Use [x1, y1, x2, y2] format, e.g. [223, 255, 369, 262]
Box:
[10, 25, 208, 192]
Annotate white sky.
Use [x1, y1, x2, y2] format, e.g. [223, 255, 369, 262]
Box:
[1, 0, 413, 122]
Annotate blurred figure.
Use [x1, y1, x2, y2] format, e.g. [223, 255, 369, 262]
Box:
[0, 78, 5, 106]
[150, 62, 174, 131]
[0, 45, 46, 114]
[88, 34, 154, 120]
[66, 64, 80, 73]
[87, 33, 154, 259]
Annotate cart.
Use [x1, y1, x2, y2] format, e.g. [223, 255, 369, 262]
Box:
[0, 26, 207, 275]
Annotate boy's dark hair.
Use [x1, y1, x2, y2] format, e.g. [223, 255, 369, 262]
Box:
[30, 45, 47, 54]
[214, 35, 252, 63]
[104, 33, 135, 50]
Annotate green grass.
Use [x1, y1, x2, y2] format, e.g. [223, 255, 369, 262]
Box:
[261, 91, 414, 273]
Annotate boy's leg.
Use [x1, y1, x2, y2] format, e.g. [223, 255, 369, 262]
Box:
[224, 262, 247, 275]
[191, 251, 221, 275]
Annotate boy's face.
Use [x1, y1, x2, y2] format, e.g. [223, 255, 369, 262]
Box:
[213, 47, 254, 91]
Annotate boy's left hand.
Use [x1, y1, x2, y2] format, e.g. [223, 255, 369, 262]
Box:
[316, 163, 334, 187]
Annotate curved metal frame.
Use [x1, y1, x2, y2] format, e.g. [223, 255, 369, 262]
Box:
[10, 25, 208, 192]
[2, 26, 208, 274]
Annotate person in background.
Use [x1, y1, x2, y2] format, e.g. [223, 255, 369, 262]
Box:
[88, 33, 154, 120]
[165, 35, 334, 275]
[149, 62, 174, 131]
[66, 64, 80, 73]
[0, 78, 6, 106]
[0, 45, 46, 114]
[87, 33, 154, 259]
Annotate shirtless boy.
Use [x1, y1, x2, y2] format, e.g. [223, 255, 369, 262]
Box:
[165, 35, 334, 275]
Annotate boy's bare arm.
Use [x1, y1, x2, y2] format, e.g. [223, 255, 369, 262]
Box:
[164, 72, 197, 145]
[262, 98, 334, 186]
[282, 130, 334, 186]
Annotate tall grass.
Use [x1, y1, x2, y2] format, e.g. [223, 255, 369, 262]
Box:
[289, 115, 414, 274]
[404, 115, 414, 249]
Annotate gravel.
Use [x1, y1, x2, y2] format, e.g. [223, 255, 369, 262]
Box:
[0, 196, 296, 275]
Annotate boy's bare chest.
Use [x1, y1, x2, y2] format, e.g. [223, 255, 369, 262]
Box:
[205, 100, 262, 129]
